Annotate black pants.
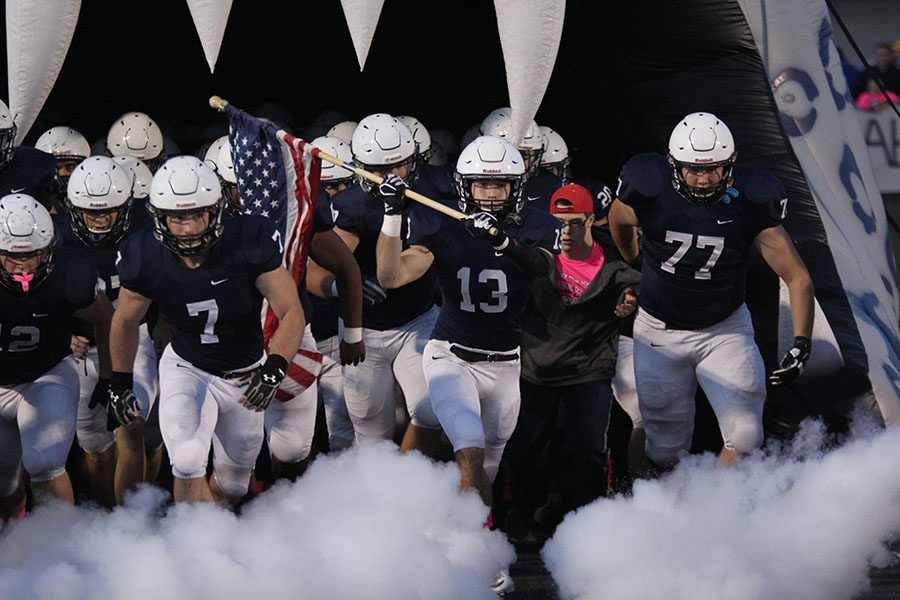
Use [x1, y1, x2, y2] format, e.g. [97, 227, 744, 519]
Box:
[504, 378, 613, 513]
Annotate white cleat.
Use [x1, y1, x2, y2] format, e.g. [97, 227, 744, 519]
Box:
[492, 569, 515, 596]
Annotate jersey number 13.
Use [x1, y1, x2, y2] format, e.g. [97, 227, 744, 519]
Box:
[457, 267, 508, 314]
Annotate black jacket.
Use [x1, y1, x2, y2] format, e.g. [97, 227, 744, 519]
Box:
[520, 228, 641, 386]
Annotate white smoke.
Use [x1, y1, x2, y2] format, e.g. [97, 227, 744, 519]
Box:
[543, 419, 900, 600]
[0, 443, 514, 600]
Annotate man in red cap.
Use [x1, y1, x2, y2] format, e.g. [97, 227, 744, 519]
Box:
[504, 183, 640, 543]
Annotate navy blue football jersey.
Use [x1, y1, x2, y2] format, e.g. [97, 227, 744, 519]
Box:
[116, 216, 282, 374]
[0, 249, 99, 385]
[56, 198, 154, 340]
[332, 185, 435, 330]
[617, 153, 785, 329]
[0, 147, 59, 209]
[408, 207, 561, 351]
[522, 170, 563, 213]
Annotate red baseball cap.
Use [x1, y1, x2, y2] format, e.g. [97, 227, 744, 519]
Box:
[550, 183, 593, 214]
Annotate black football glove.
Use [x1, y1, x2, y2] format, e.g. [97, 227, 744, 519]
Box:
[374, 174, 409, 215]
[362, 276, 388, 305]
[89, 377, 111, 410]
[769, 336, 811, 386]
[106, 372, 141, 430]
[464, 211, 509, 250]
[240, 354, 289, 412]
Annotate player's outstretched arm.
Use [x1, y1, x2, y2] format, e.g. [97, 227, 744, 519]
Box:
[608, 199, 640, 263]
[75, 291, 115, 379]
[255, 266, 305, 364]
[109, 287, 152, 375]
[754, 225, 814, 339]
[308, 229, 365, 365]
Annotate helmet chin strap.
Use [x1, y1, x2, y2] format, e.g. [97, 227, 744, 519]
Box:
[13, 271, 34, 293]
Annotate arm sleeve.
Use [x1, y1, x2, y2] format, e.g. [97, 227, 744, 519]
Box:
[746, 169, 787, 238]
[503, 239, 551, 277]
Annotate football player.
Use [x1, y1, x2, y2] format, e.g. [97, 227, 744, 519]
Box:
[0, 194, 113, 517]
[330, 113, 442, 455]
[110, 156, 304, 506]
[305, 135, 364, 452]
[608, 112, 814, 467]
[35, 126, 91, 213]
[375, 135, 562, 595]
[58, 156, 157, 507]
[0, 101, 59, 210]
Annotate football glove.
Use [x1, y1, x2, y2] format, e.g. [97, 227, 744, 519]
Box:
[769, 336, 811, 386]
[464, 211, 509, 250]
[374, 174, 409, 215]
[106, 372, 141, 430]
[240, 354, 289, 411]
[89, 377, 111, 410]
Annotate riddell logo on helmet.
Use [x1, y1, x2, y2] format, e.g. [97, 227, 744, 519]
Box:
[694, 157, 714, 163]
[89, 202, 108, 208]
[384, 154, 402, 162]
[175, 202, 197, 208]
[482, 169, 501, 174]
[11, 244, 33, 250]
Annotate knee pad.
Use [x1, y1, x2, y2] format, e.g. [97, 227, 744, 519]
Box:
[170, 439, 210, 479]
[22, 445, 69, 484]
[213, 462, 252, 499]
[726, 418, 763, 456]
[267, 430, 312, 464]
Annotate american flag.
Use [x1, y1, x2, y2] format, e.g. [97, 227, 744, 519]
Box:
[225, 104, 323, 397]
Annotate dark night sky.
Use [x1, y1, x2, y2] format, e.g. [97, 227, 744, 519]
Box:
[1, 2, 776, 187]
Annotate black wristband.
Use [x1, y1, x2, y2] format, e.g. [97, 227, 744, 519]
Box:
[793, 336, 812, 354]
[265, 354, 290, 374]
[110, 371, 133, 389]
[502, 239, 550, 277]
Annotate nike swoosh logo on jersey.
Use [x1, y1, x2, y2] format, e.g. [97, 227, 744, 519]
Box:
[526, 196, 541, 202]
[32, 313, 49, 317]
[211, 278, 229, 286]
[11, 187, 27, 194]
[650, 342, 666, 347]
[717, 219, 734, 225]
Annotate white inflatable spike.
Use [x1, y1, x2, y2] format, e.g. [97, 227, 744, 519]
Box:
[186, 0, 234, 73]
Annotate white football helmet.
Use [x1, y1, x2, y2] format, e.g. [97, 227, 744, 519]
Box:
[352, 113, 419, 191]
[66, 156, 134, 248]
[203, 135, 229, 172]
[311, 135, 354, 189]
[455, 136, 526, 217]
[0, 100, 16, 168]
[106, 112, 165, 167]
[396, 115, 432, 161]
[480, 107, 543, 173]
[667, 112, 736, 204]
[148, 156, 224, 256]
[327, 120, 358, 146]
[539, 126, 571, 183]
[112, 156, 153, 199]
[0, 194, 55, 292]
[35, 127, 91, 162]
[214, 140, 236, 185]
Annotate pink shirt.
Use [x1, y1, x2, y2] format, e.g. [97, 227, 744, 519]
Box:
[555, 241, 605, 303]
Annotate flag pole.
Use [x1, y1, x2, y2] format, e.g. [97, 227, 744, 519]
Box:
[208, 95, 468, 222]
